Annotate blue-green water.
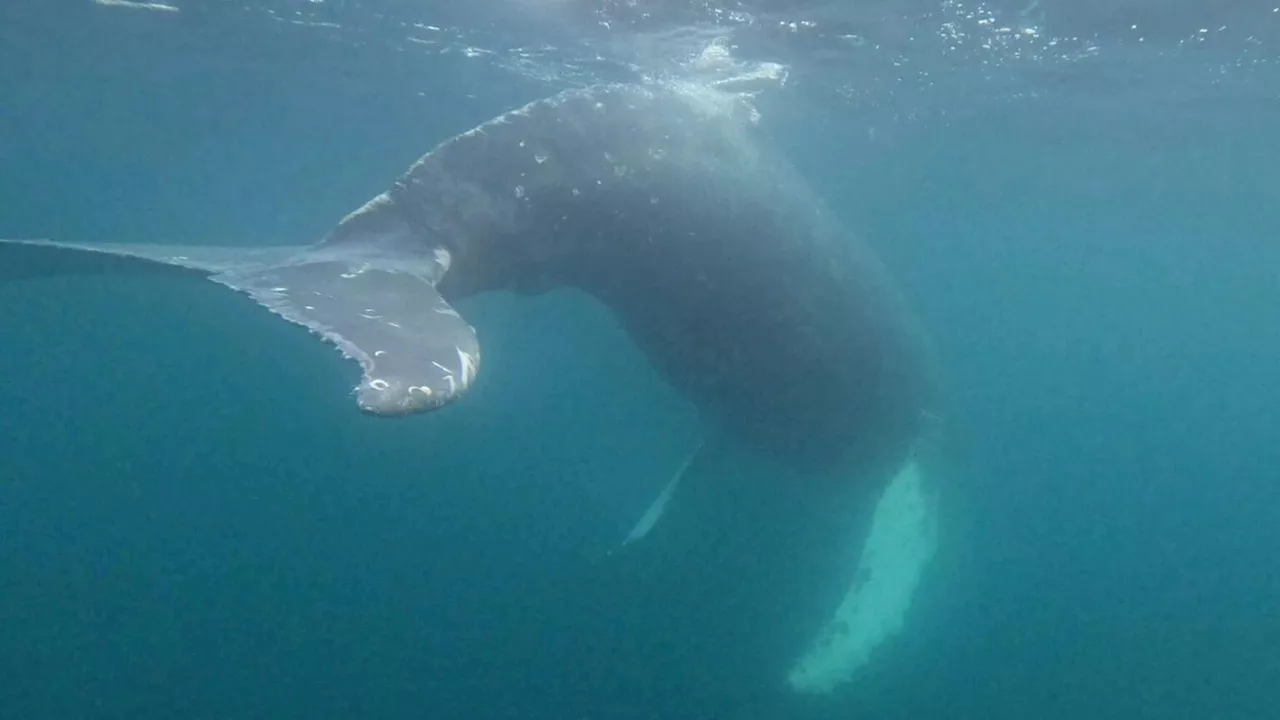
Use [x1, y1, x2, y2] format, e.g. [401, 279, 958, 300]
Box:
[2, 2, 1278, 718]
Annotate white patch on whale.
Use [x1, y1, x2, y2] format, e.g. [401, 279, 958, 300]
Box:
[788, 458, 938, 693]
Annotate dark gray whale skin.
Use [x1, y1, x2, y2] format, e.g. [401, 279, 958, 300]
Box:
[1, 81, 935, 475]
[346, 82, 935, 474]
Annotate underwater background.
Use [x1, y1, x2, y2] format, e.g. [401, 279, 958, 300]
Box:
[2, 1, 1278, 718]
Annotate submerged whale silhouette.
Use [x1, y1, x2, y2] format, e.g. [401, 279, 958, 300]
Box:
[2, 81, 934, 475]
[2, 80, 941, 693]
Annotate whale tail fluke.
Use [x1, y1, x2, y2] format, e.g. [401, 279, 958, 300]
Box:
[0, 237, 481, 414]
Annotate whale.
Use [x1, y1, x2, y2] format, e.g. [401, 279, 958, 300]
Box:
[1, 80, 940, 692]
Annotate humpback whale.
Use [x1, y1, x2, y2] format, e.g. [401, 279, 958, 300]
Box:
[1, 80, 939, 692]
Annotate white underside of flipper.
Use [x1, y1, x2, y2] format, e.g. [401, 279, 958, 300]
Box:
[787, 458, 939, 694]
[621, 441, 703, 547]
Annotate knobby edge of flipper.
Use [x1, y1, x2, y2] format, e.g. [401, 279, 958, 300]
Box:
[0, 237, 482, 415]
[785, 453, 940, 694]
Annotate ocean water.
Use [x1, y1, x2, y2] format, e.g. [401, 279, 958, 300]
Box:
[2, 1, 1278, 719]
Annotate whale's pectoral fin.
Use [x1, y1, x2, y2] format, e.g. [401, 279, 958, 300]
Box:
[787, 457, 939, 694]
[620, 440, 706, 548]
[0, 238, 481, 414]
